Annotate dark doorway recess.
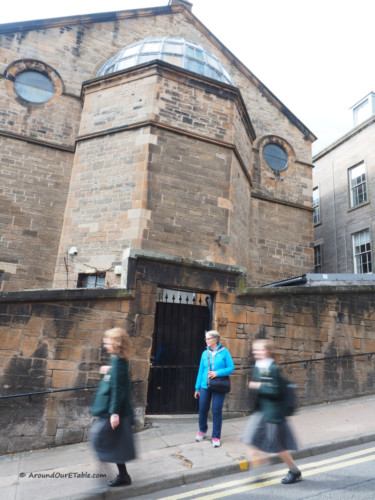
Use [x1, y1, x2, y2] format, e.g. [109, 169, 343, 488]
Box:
[146, 289, 211, 414]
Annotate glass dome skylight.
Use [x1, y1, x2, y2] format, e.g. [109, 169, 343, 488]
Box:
[97, 36, 234, 85]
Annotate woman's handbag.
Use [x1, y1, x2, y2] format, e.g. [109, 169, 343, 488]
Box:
[207, 351, 231, 393]
[207, 375, 231, 393]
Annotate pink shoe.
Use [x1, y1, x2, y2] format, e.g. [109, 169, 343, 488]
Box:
[212, 438, 221, 447]
[195, 431, 206, 442]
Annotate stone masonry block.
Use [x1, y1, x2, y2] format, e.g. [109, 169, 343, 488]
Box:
[243, 323, 262, 337]
[246, 310, 272, 327]
[224, 338, 250, 359]
[51, 370, 78, 389]
[44, 418, 57, 436]
[132, 335, 152, 356]
[20, 336, 40, 357]
[0, 330, 22, 350]
[286, 325, 307, 339]
[47, 360, 78, 371]
[215, 304, 246, 325]
[353, 338, 361, 350]
[135, 314, 154, 337]
[295, 313, 315, 327]
[363, 339, 375, 352]
[217, 321, 237, 339]
[55, 427, 83, 446]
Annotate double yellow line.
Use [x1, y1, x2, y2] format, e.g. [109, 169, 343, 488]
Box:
[160, 445, 375, 500]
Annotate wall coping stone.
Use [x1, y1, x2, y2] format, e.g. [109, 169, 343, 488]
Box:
[0, 287, 134, 304]
[238, 284, 375, 298]
[123, 248, 247, 276]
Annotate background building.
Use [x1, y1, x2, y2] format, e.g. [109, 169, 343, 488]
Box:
[313, 91, 375, 273]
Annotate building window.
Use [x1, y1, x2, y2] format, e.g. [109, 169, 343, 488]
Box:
[314, 245, 322, 273]
[313, 187, 320, 224]
[77, 273, 106, 288]
[4, 60, 63, 108]
[14, 71, 55, 103]
[352, 92, 375, 126]
[262, 143, 288, 171]
[353, 229, 372, 274]
[349, 163, 367, 208]
[0, 272, 4, 290]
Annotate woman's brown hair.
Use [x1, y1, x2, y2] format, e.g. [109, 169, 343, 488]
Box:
[104, 327, 132, 360]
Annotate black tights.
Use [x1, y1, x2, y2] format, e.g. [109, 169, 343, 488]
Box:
[117, 463, 128, 477]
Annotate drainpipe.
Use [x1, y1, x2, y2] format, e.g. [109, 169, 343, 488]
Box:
[343, 225, 348, 272]
[332, 160, 339, 272]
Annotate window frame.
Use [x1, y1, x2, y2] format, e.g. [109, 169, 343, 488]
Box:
[77, 273, 106, 288]
[262, 143, 289, 172]
[349, 162, 368, 209]
[313, 186, 321, 225]
[314, 245, 322, 273]
[4, 59, 63, 108]
[352, 229, 372, 274]
[259, 136, 295, 175]
[14, 70, 55, 103]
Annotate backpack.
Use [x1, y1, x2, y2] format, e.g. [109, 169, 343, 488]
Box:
[279, 373, 297, 417]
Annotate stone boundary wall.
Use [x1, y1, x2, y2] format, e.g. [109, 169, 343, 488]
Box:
[234, 286, 375, 406]
[0, 288, 153, 455]
[2, 263, 375, 454]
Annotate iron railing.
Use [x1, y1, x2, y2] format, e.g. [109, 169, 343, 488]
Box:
[235, 351, 375, 371]
[0, 379, 142, 400]
[2, 352, 374, 399]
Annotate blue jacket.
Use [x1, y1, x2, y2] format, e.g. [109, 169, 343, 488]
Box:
[195, 344, 234, 390]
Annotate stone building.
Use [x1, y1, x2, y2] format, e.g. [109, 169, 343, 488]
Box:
[313, 92, 375, 274]
[0, 0, 315, 293]
[0, 1, 319, 453]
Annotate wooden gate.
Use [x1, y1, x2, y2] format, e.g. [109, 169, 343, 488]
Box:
[146, 290, 211, 414]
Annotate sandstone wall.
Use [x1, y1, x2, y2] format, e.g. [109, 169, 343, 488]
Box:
[0, 5, 314, 292]
[236, 286, 375, 405]
[0, 288, 152, 454]
[54, 64, 255, 287]
[0, 137, 73, 291]
[1, 256, 375, 454]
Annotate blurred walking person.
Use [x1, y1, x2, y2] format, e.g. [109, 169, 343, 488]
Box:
[90, 327, 136, 487]
[243, 338, 301, 484]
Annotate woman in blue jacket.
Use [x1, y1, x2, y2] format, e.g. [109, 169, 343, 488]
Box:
[194, 330, 234, 447]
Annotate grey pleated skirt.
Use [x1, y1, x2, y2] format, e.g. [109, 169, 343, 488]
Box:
[242, 411, 298, 453]
[89, 416, 136, 463]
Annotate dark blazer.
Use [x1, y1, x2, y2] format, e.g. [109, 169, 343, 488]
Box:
[252, 363, 286, 423]
[91, 355, 132, 417]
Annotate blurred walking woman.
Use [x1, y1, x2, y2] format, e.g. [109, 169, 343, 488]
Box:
[194, 330, 234, 447]
[90, 327, 136, 488]
[243, 338, 301, 484]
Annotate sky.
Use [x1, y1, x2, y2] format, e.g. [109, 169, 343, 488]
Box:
[2, 0, 374, 154]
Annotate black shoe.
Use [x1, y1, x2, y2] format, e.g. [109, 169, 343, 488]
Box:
[281, 470, 302, 484]
[107, 474, 132, 487]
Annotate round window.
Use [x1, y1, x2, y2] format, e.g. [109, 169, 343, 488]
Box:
[14, 70, 55, 103]
[263, 143, 288, 171]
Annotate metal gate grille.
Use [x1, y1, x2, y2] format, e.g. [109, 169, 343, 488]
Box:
[146, 291, 211, 414]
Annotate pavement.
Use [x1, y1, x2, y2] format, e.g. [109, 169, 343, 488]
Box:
[2, 394, 375, 500]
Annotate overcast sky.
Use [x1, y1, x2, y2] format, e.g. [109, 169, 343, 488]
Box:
[2, 0, 374, 154]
